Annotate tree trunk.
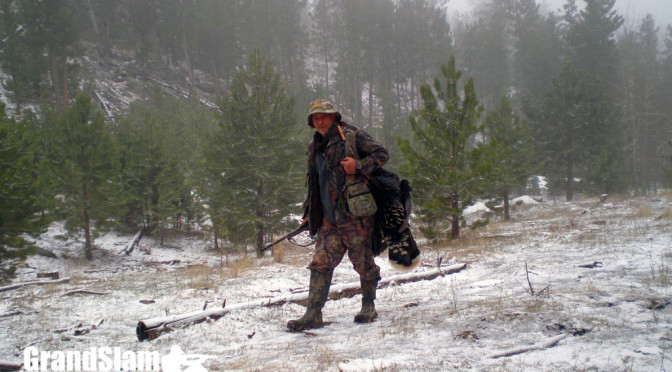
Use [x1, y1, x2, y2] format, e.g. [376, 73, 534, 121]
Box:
[210, 54, 220, 97]
[256, 178, 265, 257]
[49, 50, 62, 113]
[451, 191, 460, 239]
[566, 157, 574, 201]
[83, 183, 93, 260]
[62, 58, 69, 110]
[503, 187, 511, 220]
[85, 0, 99, 35]
[181, 28, 193, 98]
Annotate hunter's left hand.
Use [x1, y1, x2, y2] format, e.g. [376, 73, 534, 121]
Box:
[341, 157, 357, 175]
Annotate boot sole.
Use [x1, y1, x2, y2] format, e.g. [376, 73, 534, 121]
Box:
[354, 313, 379, 323]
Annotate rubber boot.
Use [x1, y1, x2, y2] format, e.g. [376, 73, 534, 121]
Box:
[287, 270, 333, 332]
[354, 278, 379, 323]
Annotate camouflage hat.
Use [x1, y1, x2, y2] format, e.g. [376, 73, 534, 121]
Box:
[307, 98, 341, 127]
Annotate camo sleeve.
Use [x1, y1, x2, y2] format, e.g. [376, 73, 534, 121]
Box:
[354, 129, 389, 175]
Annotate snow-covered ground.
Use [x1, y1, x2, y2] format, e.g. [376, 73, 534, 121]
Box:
[2, 193, 671, 371]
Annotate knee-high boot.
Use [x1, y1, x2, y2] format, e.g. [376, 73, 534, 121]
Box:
[287, 270, 333, 332]
[354, 278, 379, 323]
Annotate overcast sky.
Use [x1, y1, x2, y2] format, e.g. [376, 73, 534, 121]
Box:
[447, 0, 672, 30]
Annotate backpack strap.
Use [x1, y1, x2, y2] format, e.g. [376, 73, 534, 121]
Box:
[337, 125, 359, 160]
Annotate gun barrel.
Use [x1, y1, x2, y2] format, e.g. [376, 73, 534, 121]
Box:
[261, 225, 308, 252]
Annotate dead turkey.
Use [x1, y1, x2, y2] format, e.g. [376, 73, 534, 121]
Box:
[368, 168, 421, 270]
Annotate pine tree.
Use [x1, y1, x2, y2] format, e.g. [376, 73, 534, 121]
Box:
[0, 1, 44, 115]
[0, 103, 45, 281]
[19, 0, 81, 111]
[456, 0, 511, 107]
[114, 111, 184, 237]
[533, 63, 622, 200]
[398, 55, 485, 240]
[563, 0, 623, 88]
[482, 96, 534, 220]
[114, 89, 214, 235]
[43, 93, 114, 260]
[202, 50, 303, 257]
[509, 0, 563, 105]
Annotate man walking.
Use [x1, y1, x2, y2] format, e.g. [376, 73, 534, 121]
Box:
[287, 99, 389, 332]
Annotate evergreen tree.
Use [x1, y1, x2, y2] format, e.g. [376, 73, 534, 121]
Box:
[482, 95, 534, 219]
[43, 93, 114, 260]
[0, 103, 45, 281]
[310, 0, 337, 94]
[563, 0, 623, 88]
[114, 111, 183, 236]
[114, 89, 214, 234]
[533, 63, 622, 200]
[457, 0, 511, 107]
[19, 0, 81, 111]
[0, 0, 44, 115]
[509, 0, 563, 105]
[661, 26, 672, 188]
[202, 50, 302, 257]
[617, 15, 664, 193]
[398, 56, 485, 240]
[123, 0, 161, 70]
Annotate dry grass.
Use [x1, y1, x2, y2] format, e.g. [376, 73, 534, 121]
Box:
[656, 209, 672, 220]
[315, 345, 338, 370]
[226, 256, 256, 278]
[185, 264, 214, 289]
[270, 240, 308, 265]
[635, 206, 654, 218]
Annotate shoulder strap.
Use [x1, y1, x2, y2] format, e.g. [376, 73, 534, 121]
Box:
[337, 125, 359, 160]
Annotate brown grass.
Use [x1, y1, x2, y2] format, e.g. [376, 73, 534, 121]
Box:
[635, 206, 654, 217]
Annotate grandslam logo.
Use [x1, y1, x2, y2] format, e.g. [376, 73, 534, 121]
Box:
[23, 345, 215, 371]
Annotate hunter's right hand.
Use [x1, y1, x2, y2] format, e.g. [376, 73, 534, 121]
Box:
[301, 217, 308, 227]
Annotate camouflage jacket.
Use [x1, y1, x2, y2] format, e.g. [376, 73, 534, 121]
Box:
[304, 121, 389, 235]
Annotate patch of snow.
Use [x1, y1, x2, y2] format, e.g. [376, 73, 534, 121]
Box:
[463, 201, 491, 215]
[511, 195, 541, 205]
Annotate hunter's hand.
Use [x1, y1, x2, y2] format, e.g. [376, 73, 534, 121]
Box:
[301, 217, 308, 227]
[341, 157, 357, 175]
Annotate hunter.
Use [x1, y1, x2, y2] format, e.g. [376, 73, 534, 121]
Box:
[287, 99, 389, 332]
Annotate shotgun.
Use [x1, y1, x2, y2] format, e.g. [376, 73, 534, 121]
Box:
[261, 224, 312, 252]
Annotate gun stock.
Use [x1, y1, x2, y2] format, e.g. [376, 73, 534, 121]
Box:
[261, 225, 309, 252]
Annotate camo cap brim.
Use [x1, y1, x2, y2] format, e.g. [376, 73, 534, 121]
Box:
[307, 98, 341, 127]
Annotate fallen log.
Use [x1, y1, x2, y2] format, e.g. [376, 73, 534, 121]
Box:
[37, 271, 59, 280]
[0, 278, 70, 293]
[136, 263, 466, 341]
[0, 361, 22, 371]
[489, 334, 568, 359]
[119, 230, 143, 255]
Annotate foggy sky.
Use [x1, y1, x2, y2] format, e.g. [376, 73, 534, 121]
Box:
[448, 0, 672, 29]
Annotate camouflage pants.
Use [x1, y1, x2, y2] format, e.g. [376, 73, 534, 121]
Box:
[308, 216, 380, 281]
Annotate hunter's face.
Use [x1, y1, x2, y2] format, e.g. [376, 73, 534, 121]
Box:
[312, 113, 336, 136]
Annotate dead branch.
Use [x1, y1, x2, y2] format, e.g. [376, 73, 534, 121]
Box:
[74, 318, 105, 336]
[578, 261, 602, 269]
[0, 278, 70, 293]
[490, 334, 568, 359]
[525, 262, 535, 296]
[61, 288, 110, 297]
[522, 263, 551, 296]
[0, 310, 23, 318]
[54, 318, 105, 336]
[136, 263, 467, 341]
